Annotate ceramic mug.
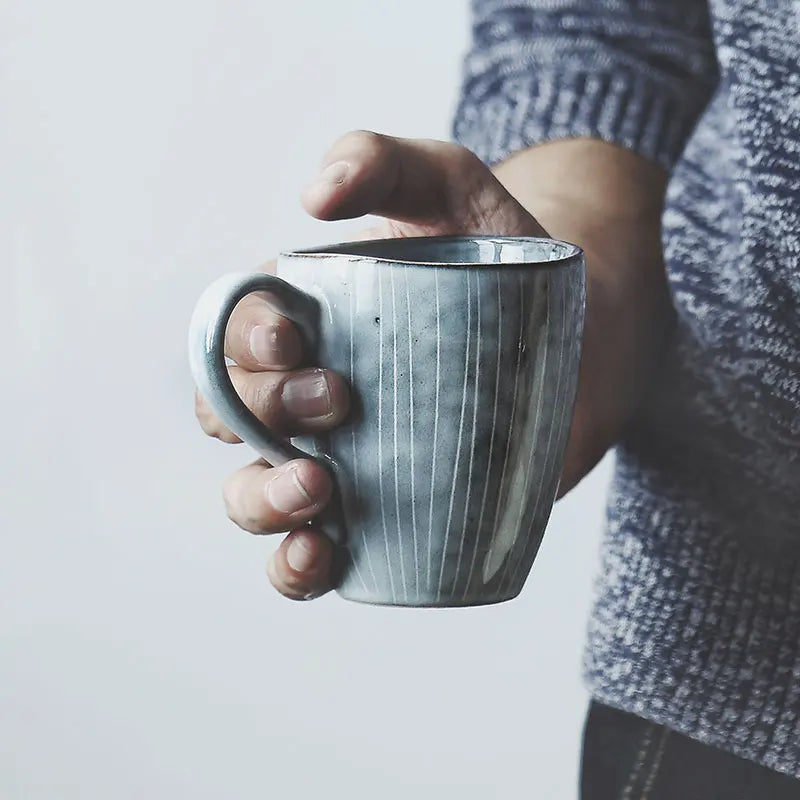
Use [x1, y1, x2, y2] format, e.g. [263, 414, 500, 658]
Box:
[189, 236, 585, 607]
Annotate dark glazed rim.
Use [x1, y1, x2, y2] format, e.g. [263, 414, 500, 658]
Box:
[281, 235, 584, 269]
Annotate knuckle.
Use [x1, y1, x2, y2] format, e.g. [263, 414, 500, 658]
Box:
[435, 141, 482, 173]
[199, 414, 222, 439]
[194, 391, 214, 425]
[448, 158, 508, 233]
[221, 475, 239, 523]
[196, 398, 239, 442]
[467, 190, 507, 232]
[222, 471, 269, 532]
[250, 380, 282, 423]
[341, 129, 383, 153]
[427, 142, 493, 230]
[328, 129, 389, 169]
[231, 369, 283, 424]
[453, 143, 482, 170]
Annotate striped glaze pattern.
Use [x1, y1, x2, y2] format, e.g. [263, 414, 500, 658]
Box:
[281, 237, 585, 606]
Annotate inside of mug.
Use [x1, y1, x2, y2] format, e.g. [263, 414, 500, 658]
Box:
[290, 236, 581, 267]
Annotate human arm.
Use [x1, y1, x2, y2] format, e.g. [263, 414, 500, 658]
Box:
[195, 0, 720, 598]
[454, 0, 720, 493]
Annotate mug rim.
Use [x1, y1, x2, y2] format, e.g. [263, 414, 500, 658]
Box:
[281, 235, 583, 269]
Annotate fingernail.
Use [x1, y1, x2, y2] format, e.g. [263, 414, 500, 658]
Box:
[282, 369, 331, 420]
[316, 160, 348, 186]
[287, 532, 316, 572]
[267, 466, 313, 514]
[249, 324, 282, 366]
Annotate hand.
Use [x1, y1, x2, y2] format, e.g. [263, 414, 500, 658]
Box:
[195, 130, 546, 600]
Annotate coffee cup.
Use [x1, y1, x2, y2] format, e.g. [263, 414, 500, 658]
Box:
[189, 236, 585, 607]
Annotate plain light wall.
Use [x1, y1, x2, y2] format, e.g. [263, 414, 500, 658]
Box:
[1, 2, 611, 798]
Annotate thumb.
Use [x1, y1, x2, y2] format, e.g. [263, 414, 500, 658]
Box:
[300, 131, 547, 238]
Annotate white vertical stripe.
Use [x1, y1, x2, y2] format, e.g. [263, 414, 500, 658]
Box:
[620, 727, 655, 800]
[377, 270, 397, 603]
[405, 268, 419, 600]
[506, 275, 568, 593]
[437, 271, 472, 602]
[640, 729, 670, 800]
[349, 268, 376, 594]
[454, 271, 481, 590]
[347, 534, 368, 593]
[463, 271, 502, 599]
[317, 290, 334, 325]
[390, 269, 408, 602]
[426, 272, 441, 593]
[484, 272, 525, 591]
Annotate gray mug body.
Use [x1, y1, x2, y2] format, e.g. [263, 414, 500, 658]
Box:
[189, 236, 585, 607]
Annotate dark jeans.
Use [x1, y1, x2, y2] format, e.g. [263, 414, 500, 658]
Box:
[581, 702, 800, 799]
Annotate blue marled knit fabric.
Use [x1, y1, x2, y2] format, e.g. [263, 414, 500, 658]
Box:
[454, 0, 800, 777]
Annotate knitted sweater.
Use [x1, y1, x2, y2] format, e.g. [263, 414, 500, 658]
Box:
[453, 0, 800, 777]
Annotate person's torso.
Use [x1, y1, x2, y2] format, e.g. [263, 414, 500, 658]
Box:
[642, 0, 800, 541]
[587, 1, 800, 762]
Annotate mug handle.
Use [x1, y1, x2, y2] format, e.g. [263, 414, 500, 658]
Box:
[188, 272, 345, 543]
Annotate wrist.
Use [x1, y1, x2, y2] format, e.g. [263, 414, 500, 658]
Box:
[490, 138, 674, 494]
[558, 247, 673, 495]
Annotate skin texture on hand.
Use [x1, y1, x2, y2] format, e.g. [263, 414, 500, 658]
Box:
[194, 131, 672, 600]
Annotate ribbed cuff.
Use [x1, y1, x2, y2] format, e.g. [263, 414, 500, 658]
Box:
[584, 449, 800, 778]
[453, 68, 702, 169]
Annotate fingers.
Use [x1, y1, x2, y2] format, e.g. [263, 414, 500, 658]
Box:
[224, 460, 335, 600]
[195, 365, 350, 442]
[267, 529, 334, 600]
[223, 458, 333, 534]
[300, 130, 546, 237]
[195, 386, 245, 442]
[224, 292, 304, 372]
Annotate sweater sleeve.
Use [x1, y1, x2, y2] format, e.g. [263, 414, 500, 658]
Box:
[453, 0, 720, 169]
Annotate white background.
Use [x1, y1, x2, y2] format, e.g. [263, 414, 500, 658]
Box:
[1, 2, 610, 797]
